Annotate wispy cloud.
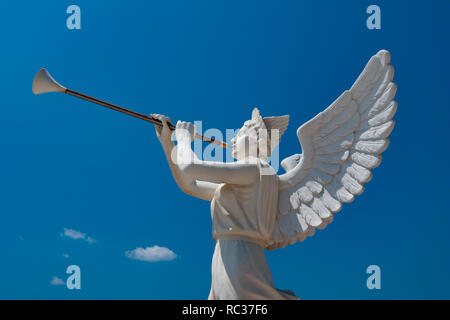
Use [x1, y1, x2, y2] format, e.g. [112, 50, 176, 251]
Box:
[125, 246, 177, 262]
[63, 253, 70, 258]
[50, 276, 65, 286]
[60, 228, 96, 244]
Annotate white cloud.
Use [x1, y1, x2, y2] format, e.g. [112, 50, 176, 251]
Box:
[50, 276, 65, 286]
[60, 228, 97, 244]
[63, 253, 70, 258]
[86, 236, 96, 244]
[62, 228, 84, 239]
[125, 246, 177, 262]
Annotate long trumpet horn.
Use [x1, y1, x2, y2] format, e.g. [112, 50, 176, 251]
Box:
[32, 68, 229, 148]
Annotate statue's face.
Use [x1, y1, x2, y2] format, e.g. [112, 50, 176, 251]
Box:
[231, 121, 259, 160]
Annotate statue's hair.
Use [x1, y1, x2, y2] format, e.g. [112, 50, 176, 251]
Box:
[243, 108, 290, 157]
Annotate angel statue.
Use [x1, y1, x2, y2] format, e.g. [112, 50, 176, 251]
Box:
[152, 50, 397, 300]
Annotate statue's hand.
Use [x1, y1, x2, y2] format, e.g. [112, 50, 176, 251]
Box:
[176, 121, 196, 143]
[151, 113, 173, 145]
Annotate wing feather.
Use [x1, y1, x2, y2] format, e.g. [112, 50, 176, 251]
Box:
[314, 161, 341, 176]
[354, 139, 390, 153]
[310, 168, 334, 185]
[317, 150, 350, 164]
[350, 151, 382, 169]
[316, 133, 355, 155]
[360, 100, 397, 127]
[346, 163, 373, 183]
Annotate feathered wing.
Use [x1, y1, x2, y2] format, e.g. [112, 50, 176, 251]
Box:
[268, 50, 397, 250]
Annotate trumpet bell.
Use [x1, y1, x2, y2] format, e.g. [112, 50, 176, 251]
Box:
[32, 68, 66, 95]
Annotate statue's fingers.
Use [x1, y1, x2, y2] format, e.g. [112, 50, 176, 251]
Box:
[152, 116, 162, 135]
[160, 117, 169, 129]
[152, 114, 166, 127]
[151, 114, 163, 127]
[162, 116, 172, 127]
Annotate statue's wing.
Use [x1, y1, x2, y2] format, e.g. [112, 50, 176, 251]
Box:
[269, 50, 397, 250]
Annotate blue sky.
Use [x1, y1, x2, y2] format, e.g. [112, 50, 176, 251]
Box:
[0, 0, 449, 299]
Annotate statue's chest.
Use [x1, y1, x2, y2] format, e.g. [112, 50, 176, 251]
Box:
[211, 182, 260, 220]
[220, 182, 258, 205]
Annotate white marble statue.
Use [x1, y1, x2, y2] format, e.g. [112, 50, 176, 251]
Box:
[152, 50, 397, 300]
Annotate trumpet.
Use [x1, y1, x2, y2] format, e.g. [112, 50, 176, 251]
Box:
[32, 68, 229, 148]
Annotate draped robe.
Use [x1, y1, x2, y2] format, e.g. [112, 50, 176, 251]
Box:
[208, 158, 298, 300]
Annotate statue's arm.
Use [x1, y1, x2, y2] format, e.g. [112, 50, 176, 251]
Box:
[176, 122, 259, 185]
[160, 140, 219, 201]
[152, 114, 219, 201]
